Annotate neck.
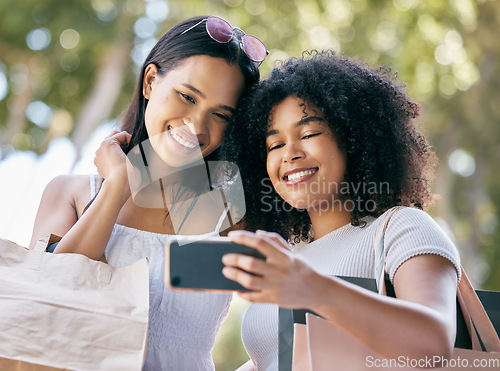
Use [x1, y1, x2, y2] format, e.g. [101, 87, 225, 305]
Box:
[307, 206, 352, 240]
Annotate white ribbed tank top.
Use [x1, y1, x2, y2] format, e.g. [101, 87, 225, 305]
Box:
[241, 207, 461, 371]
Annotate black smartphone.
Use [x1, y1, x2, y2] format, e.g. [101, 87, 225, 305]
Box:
[165, 237, 265, 292]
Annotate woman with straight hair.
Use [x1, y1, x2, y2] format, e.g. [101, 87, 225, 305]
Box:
[29, 15, 265, 370]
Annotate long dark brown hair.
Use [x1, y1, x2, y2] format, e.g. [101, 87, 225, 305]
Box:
[121, 15, 260, 157]
[84, 16, 261, 222]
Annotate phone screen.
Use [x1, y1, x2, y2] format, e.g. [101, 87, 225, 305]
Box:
[166, 238, 265, 292]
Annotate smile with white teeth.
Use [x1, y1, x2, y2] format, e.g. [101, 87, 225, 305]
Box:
[285, 169, 317, 181]
[169, 128, 198, 149]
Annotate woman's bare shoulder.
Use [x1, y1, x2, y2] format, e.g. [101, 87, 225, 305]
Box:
[43, 173, 100, 216]
[45, 174, 91, 193]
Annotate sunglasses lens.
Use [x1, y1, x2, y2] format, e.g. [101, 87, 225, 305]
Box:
[206, 17, 233, 43]
[241, 35, 268, 62]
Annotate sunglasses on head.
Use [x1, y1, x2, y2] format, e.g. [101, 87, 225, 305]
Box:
[181, 17, 269, 63]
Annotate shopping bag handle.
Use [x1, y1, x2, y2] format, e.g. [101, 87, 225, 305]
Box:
[458, 267, 500, 352]
[31, 234, 112, 283]
[456, 287, 482, 350]
[373, 206, 402, 295]
[33, 233, 62, 252]
[34, 233, 108, 264]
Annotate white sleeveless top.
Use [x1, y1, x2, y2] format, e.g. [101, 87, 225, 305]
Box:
[241, 207, 462, 371]
[90, 175, 232, 371]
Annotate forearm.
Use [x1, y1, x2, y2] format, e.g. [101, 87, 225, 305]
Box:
[224, 231, 458, 364]
[53, 177, 129, 259]
[309, 273, 454, 361]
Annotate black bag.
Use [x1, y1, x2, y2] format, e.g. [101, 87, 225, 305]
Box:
[278, 277, 500, 371]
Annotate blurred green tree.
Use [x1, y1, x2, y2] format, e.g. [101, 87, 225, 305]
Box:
[1, 0, 499, 369]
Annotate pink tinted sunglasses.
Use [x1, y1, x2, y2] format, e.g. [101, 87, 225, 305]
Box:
[181, 17, 269, 63]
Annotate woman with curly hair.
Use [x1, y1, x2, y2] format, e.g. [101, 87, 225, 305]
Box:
[221, 50, 461, 370]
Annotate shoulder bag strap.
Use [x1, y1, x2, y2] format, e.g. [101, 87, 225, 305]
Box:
[458, 267, 500, 352]
[373, 206, 402, 295]
[373, 207, 500, 352]
[34, 233, 62, 252]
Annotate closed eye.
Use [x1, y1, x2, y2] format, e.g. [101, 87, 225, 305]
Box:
[213, 112, 231, 123]
[268, 143, 284, 152]
[178, 92, 195, 104]
[302, 132, 321, 139]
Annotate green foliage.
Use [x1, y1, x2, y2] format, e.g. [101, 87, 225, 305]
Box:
[213, 296, 251, 371]
[1, 0, 499, 368]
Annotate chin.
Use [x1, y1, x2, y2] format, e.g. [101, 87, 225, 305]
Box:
[154, 151, 201, 169]
[283, 196, 332, 213]
[279, 197, 307, 210]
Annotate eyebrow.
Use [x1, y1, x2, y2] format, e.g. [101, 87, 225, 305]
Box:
[182, 83, 236, 113]
[265, 116, 326, 138]
[220, 105, 236, 113]
[183, 84, 205, 99]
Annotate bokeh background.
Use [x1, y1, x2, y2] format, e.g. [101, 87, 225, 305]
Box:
[0, 0, 499, 369]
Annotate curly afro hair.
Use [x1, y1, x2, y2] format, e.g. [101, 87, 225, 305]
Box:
[222, 50, 437, 243]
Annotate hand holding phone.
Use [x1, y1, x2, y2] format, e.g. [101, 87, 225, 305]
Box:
[165, 237, 265, 292]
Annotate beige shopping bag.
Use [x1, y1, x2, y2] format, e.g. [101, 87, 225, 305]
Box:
[0, 235, 149, 371]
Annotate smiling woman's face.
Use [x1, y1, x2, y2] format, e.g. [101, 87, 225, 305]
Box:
[265, 96, 346, 211]
[142, 54, 245, 167]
